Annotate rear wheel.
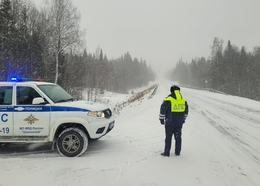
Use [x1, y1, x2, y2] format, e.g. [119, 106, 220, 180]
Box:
[56, 127, 88, 157]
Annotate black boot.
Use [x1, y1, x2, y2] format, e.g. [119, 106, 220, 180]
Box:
[161, 152, 169, 157]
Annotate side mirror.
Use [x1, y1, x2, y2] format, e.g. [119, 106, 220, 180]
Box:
[32, 97, 46, 105]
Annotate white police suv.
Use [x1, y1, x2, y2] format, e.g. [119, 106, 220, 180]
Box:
[0, 77, 115, 157]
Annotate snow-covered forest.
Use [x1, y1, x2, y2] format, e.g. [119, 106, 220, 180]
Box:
[0, 0, 155, 98]
[171, 38, 260, 101]
[1, 0, 260, 103]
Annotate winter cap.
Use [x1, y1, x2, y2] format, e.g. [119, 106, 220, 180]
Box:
[170, 85, 180, 92]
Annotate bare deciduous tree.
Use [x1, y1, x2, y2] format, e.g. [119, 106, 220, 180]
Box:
[45, 0, 83, 83]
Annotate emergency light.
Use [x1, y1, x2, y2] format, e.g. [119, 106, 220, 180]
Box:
[9, 76, 44, 82]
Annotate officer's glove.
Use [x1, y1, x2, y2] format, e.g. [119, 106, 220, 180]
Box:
[159, 119, 164, 125]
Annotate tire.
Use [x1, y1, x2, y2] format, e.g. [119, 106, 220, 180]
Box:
[56, 127, 88, 157]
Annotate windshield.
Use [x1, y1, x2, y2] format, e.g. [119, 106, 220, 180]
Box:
[37, 84, 73, 103]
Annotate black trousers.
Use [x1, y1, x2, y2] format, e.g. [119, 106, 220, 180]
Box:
[164, 124, 182, 156]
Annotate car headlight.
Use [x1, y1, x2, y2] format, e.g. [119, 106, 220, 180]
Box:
[87, 111, 105, 118]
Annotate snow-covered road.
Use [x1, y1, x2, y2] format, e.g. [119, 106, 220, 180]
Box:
[0, 79, 260, 186]
[181, 85, 260, 186]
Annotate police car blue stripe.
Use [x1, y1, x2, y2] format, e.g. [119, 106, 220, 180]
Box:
[0, 106, 90, 112]
[0, 107, 13, 112]
[51, 106, 90, 112]
[22, 106, 50, 112]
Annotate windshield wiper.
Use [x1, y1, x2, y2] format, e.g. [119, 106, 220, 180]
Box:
[55, 98, 74, 103]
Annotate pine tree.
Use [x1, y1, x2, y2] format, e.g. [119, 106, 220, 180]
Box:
[0, 0, 14, 80]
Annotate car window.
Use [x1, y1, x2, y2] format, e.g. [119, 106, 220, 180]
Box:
[38, 84, 73, 103]
[17, 86, 41, 105]
[0, 86, 13, 105]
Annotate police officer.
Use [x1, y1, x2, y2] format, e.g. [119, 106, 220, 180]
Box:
[159, 85, 188, 157]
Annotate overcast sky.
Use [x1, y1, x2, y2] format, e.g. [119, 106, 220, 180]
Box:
[33, 0, 260, 76]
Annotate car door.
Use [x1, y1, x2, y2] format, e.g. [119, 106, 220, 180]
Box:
[0, 85, 14, 136]
[13, 85, 51, 136]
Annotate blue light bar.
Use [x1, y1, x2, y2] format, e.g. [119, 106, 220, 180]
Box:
[9, 77, 44, 82]
[10, 77, 18, 81]
[19, 78, 34, 81]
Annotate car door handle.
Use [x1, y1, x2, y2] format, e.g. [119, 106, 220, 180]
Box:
[14, 107, 25, 111]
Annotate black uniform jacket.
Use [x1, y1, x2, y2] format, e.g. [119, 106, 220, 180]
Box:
[160, 92, 189, 126]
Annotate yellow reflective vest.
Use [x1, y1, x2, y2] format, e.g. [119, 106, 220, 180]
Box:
[164, 90, 186, 112]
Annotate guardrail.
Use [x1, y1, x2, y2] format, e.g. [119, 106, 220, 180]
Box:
[148, 84, 159, 99]
[176, 84, 229, 95]
[113, 84, 158, 115]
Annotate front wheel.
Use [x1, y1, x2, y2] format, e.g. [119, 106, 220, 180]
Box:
[56, 127, 88, 157]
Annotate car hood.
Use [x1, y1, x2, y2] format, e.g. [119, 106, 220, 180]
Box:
[53, 100, 109, 111]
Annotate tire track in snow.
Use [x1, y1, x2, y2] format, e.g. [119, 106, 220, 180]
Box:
[185, 90, 260, 167]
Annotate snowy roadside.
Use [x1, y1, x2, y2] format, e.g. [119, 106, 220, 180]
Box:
[94, 82, 158, 116]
